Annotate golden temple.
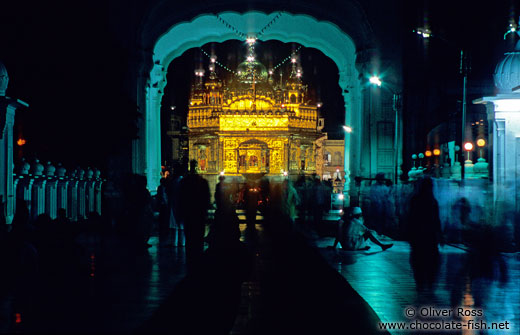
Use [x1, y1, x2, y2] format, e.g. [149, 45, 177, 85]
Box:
[187, 44, 325, 184]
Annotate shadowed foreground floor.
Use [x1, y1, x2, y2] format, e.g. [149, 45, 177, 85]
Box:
[138, 221, 388, 334]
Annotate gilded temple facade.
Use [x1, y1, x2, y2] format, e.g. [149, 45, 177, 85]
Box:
[187, 50, 324, 185]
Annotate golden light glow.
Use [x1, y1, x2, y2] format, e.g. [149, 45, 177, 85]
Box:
[17, 138, 26, 146]
[186, 51, 322, 177]
[433, 149, 441, 156]
[476, 139, 486, 147]
[464, 142, 474, 151]
[220, 115, 289, 131]
[425, 150, 432, 157]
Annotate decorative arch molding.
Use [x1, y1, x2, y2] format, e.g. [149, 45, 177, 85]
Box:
[140, 11, 364, 193]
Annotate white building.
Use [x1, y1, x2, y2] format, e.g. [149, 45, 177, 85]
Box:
[474, 37, 520, 208]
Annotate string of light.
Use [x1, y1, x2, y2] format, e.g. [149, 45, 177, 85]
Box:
[216, 12, 283, 40]
[200, 48, 236, 74]
[200, 45, 303, 75]
[273, 45, 302, 71]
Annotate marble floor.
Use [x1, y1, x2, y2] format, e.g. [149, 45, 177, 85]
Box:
[316, 237, 520, 335]
[2, 218, 518, 334]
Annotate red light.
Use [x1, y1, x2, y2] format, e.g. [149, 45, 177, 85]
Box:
[15, 313, 21, 324]
[17, 138, 26, 146]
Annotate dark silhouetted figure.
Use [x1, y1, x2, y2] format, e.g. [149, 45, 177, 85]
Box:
[244, 182, 259, 230]
[367, 172, 395, 236]
[156, 177, 170, 246]
[211, 175, 240, 249]
[122, 174, 154, 249]
[311, 176, 326, 228]
[178, 160, 210, 274]
[167, 161, 185, 247]
[407, 176, 443, 291]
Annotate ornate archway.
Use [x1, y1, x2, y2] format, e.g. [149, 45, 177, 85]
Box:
[138, 11, 364, 193]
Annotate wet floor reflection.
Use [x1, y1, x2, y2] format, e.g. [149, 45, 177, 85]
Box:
[318, 239, 519, 334]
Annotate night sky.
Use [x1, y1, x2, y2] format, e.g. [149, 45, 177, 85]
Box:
[0, 0, 517, 173]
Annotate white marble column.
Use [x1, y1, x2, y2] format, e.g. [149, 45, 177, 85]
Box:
[1, 102, 27, 223]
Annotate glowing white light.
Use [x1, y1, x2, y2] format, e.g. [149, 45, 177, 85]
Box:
[493, 99, 520, 112]
[170, 106, 176, 110]
[317, 103, 322, 108]
[246, 37, 257, 45]
[268, 70, 273, 75]
[219, 171, 225, 176]
[291, 58, 297, 63]
[283, 171, 288, 176]
[369, 75, 382, 87]
[464, 142, 474, 151]
[338, 194, 344, 200]
[342, 125, 352, 133]
[210, 57, 216, 63]
[209, 65, 214, 71]
[247, 56, 255, 62]
[296, 73, 301, 77]
[422, 32, 430, 38]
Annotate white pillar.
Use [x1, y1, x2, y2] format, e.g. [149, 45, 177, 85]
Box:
[45, 178, 58, 220]
[31, 176, 46, 221]
[1, 101, 27, 223]
[68, 173, 78, 222]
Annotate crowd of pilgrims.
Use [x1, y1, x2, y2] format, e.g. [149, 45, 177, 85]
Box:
[0, 159, 509, 333]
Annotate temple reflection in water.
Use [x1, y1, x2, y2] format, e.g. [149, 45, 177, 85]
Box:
[186, 42, 326, 189]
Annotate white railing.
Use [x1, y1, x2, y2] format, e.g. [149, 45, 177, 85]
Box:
[13, 159, 104, 221]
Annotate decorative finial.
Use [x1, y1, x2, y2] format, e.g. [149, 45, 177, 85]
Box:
[504, 18, 519, 40]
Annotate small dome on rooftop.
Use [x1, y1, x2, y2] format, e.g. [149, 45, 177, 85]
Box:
[494, 40, 520, 93]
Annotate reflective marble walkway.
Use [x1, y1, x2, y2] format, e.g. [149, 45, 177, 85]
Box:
[316, 237, 520, 335]
[0, 232, 187, 333]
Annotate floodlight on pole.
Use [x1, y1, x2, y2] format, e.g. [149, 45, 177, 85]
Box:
[369, 75, 382, 87]
[343, 125, 352, 133]
[464, 142, 474, 161]
[476, 138, 486, 158]
[414, 27, 469, 180]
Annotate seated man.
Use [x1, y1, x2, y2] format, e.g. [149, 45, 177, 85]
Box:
[330, 207, 393, 251]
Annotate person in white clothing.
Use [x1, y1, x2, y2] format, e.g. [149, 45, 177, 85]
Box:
[329, 207, 393, 251]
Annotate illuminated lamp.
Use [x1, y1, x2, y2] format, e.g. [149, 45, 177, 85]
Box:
[476, 139, 486, 159]
[464, 142, 473, 151]
[369, 75, 382, 87]
[342, 125, 352, 133]
[17, 138, 26, 146]
[291, 58, 297, 63]
[433, 149, 441, 156]
[425, 150, 432, 157]
[210, 57, 216, 63]
[219, 171, 225, 176]
[338, 194, 344, 200]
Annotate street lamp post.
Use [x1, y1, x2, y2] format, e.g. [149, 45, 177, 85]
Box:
[414, 28, 470, 180]
[369, 75, 401, 184]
